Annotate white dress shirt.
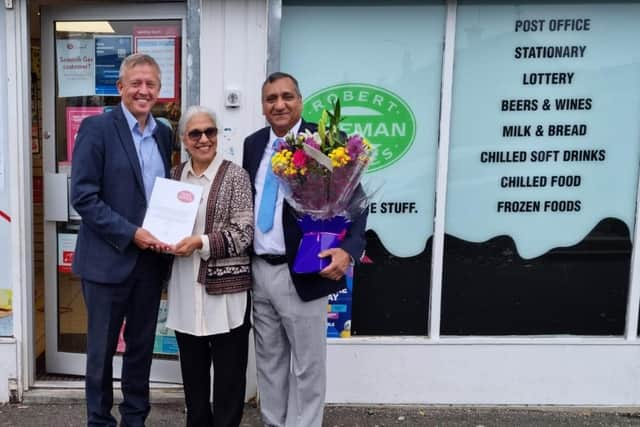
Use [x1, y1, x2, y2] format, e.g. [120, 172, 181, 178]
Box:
[166, 155, 247, 336]
[253, 119, 302, 256]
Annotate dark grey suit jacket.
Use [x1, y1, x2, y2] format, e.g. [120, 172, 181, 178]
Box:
[70, 106, 173, 284]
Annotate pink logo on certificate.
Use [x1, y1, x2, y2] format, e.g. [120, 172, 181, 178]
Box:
[177, 191, 195, 203]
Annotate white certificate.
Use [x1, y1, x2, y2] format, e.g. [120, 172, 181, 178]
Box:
[142, 177, 203, 245]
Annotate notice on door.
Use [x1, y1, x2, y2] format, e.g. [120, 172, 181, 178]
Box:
[134, 26, 179, 101]
[66, 106, 104, 162]
[57, 233, 77, 273]
[95, 35, 132, 96]
[56, 38, 95, 98]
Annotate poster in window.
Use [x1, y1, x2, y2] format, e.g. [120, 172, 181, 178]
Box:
[134, 26, 179, 102]
[57, 233, 77, 273]
[0, 289, 12, 337]
[56, 38, 95, 98]
[443, 2, 640, 335]
[66, 106, 104, 162]
[95, 35, 132, 96]
[281, 2, 446, 335]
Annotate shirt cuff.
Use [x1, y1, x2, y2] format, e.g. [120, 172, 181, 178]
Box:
[199, 235, 210, 261]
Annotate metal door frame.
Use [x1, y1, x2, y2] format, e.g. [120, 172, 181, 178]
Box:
[40, 2, 186, 383]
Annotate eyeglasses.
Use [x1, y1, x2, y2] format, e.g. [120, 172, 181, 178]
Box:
[187, 127, 218, 142]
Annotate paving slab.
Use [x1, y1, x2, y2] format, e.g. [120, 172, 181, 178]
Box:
[3, 402, 640, 426]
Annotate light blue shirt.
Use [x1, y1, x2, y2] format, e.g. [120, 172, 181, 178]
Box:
[252, 120, 302, 255]
[121, 102, 165, 201]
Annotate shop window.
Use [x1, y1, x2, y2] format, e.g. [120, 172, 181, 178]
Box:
[442, 1, 640, 335]
[281, 0, 446, 335]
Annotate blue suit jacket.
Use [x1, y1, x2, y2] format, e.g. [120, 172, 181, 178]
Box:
[243, 121, 368, 301]
[70, 106, 173, 284]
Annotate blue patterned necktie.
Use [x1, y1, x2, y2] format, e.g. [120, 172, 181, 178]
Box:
[257, 138, 283, 233]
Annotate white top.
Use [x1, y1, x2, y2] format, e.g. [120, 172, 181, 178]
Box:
[253, 119, 302, 256]
[166, 155, 247, 336]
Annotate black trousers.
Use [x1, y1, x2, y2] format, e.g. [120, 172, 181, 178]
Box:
[174, 292, 251, 427]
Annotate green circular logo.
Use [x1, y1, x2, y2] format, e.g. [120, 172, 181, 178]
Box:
[303, 83, 416, 172]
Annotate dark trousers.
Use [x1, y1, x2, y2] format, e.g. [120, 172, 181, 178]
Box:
[82, 251, 164, 427]
[174, 292, 251, 427]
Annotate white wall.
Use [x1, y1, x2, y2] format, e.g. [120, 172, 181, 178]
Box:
[200, 0, 269, 166]
[327, 339, 640, 405]
[0, 342, 17, 402]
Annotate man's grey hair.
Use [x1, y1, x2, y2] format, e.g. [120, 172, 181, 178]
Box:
[178, 105, 218, 140]
[118, 53, 162, 81]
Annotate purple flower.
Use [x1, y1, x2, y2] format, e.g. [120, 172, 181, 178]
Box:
[346, 135, 365, 157]
[304, 135, 321, 150]
[275, 139, 290, 151]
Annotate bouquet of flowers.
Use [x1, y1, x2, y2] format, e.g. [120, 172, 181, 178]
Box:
[271, 100, 372, 273]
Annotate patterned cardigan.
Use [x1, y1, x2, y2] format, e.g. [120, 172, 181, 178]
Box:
[171, 160, 254, 295]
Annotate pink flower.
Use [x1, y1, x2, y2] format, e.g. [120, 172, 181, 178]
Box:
[292, 149, 307, 168]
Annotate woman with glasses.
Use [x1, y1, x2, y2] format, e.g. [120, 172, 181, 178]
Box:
[165, 105, 254, 427]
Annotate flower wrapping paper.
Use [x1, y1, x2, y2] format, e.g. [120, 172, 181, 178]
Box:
[271, 101, 371, 273]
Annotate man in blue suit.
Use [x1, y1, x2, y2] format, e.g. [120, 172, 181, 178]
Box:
[243, 72, 367, 427]
[71, 53, 173, 427]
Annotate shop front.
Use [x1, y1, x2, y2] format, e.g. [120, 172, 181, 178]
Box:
[2, 0, 640, 405]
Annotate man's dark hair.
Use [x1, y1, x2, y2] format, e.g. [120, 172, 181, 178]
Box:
[262, 72, 301, 97]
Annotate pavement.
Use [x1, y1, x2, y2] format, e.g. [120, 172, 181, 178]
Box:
[3, 390, 640, 427]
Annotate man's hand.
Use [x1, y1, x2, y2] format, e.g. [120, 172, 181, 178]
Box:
[318, 247, 351, 281]
[133, 227, 166, 250]
[173, 236, 204, 257]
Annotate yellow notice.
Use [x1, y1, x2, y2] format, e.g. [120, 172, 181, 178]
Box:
[0, 289, 12, 311]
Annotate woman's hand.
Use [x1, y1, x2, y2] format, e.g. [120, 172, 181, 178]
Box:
[173, 236, 204, 257]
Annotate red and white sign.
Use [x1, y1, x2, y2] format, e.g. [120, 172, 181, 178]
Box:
[66, 106, 103, 162]
[57, 233, 77, 273]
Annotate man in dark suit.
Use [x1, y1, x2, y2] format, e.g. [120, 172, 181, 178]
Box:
[70, 53, 173, 427]
[243, 72, 367, 427]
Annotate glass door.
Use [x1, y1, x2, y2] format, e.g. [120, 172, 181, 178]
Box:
[41, 3, 185, 382]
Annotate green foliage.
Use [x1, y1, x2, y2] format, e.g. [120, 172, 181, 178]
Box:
[323, 99, 346, 150]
